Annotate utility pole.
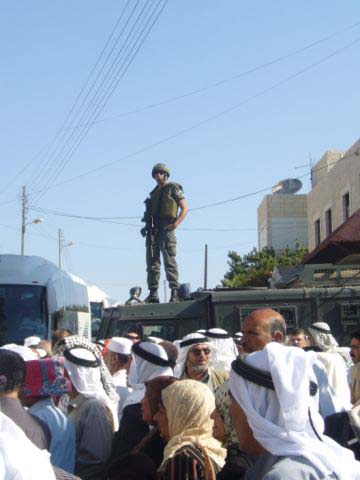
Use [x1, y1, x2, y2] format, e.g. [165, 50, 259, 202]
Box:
[58, 229, 63, 269]
[58, 229, 74, 269]
[204, 244, 208, 290]
[21, 186, 28, 255]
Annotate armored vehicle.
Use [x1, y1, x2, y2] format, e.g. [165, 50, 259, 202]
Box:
[98, 264, 360, 344]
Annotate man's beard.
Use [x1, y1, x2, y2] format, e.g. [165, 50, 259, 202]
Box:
[186, 359, 208, 374]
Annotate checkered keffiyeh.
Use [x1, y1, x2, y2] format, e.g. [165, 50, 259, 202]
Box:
[53, 335, 118, 404]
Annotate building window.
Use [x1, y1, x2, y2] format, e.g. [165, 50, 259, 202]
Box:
[325, 209, 332, 236]
[240, 306, 297, 328]
[342, 192, 350, 221]
[314, 219, 320, 247]
[341, 304, 360, 325]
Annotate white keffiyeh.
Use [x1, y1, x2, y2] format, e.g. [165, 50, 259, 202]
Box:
[229, 343, 360, 480]
[123, 342, 173, 409]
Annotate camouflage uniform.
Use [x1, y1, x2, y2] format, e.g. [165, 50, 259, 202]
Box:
[146, 182, 185, 291]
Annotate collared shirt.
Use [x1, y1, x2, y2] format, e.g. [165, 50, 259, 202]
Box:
[30, 397, 76, 473]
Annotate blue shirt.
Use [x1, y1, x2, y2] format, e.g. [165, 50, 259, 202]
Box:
[30, 397, 76, 473]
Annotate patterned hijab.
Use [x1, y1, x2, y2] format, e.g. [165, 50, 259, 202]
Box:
[214, 381, 238, 447]
[160, 380, 226, 469]
[23, 357, 72, 401]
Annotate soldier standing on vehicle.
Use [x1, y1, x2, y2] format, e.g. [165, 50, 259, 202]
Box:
[141, 163, 188, 303]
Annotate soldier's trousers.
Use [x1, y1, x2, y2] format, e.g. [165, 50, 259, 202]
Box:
[146, 227, 179, 290]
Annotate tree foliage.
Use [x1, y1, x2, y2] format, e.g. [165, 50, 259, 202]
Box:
[222, 245, 308, 288]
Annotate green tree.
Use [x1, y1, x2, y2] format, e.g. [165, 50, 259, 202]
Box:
[222, 244, 307, 288]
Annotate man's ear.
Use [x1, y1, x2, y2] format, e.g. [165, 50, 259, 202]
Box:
[273, 331, 285, 344]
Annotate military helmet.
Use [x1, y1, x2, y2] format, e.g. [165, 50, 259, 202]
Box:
[152, 163, 170, 178]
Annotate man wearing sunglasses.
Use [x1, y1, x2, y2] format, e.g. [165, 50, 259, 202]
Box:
[174, 333, 228, 393]
[141, 163, 188, 304]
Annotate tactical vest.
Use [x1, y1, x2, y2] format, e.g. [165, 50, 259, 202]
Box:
[148, 182, 180, 221]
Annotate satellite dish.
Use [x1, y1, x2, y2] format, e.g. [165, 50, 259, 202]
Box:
[272, 178, 302, 195]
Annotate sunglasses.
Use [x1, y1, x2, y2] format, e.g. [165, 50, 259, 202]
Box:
[191, 348, 211, 356]
[126, 334, 139, 340]
[155, 170, 166, 176]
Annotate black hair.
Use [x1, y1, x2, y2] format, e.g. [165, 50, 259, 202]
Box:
[350, 329, 360, 341]
[0, 350, 26, 393]
[127, 322, 144, 338]
[116, 353, 131, 365]
[159, 341, 179, 369]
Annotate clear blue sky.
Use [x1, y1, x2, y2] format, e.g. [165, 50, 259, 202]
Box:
[1, 1, 359, 302]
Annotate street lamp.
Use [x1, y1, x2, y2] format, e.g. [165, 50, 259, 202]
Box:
[21, 218, 44, 255]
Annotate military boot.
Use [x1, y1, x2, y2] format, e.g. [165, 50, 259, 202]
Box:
[144, 288, 160, 304]
[170, 288, 179, 303]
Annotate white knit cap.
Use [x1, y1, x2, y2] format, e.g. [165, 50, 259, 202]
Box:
[107, 337, 132, 355]
[24, 336, 41, 348]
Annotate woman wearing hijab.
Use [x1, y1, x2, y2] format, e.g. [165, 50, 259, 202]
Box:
[108, 375, 178, 477]
[139, 376, 178, 467]
[111, 341, 173, 460]
[212, 381, 253, 480]
[155, 379, 226, 480]
[22, 357, 76, 473]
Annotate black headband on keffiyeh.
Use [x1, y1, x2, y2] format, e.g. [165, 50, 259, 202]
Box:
[205, 331, 231, 339]
[132, 341, 172, 367]
[53, 334, 117, 404]
[309, 324, 331, 334]
[179, 337, 210, 348]
[231, 356, 318, 397]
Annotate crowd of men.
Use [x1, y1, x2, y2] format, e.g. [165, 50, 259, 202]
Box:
[1, 310, 360, 479]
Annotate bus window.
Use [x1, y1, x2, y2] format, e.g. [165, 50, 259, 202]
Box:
[0, 285, 47, 346]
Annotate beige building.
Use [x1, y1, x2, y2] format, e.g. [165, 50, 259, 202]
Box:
[258, 193, 308, 252]
[307, 138, 360, 251]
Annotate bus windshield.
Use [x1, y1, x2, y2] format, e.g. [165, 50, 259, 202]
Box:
[0, 285, 47, 346]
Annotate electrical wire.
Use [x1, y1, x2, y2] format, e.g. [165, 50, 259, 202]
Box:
[24, 1, 133, 191]
[29, 0, 149, 195]
[4, 17, 358, 199]
[29, 34, 360, 198]
[28, 146, 358, 222]
[57, 19, 360, 130]
[30, 0, 168, 203]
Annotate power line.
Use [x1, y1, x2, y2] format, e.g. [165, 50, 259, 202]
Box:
[29, 0, 151, 195]
[30, 0, 169, 203]
[56, 19, 360, 130]
[24, 1, 133, 192]
[3, 17, 358, 199]
[30, 34, 360, 197]
[29, 143, 359, 221]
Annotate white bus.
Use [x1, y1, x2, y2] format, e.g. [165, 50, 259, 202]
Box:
[0, 254, 91, 346]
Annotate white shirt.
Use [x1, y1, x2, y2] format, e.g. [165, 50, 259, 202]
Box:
[112, 369, 132, 426]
